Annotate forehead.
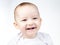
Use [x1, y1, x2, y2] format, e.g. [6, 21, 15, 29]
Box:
[15, 5, 40, 19]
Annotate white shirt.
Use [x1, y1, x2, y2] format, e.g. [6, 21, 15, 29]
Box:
[8, 32, 53, 45]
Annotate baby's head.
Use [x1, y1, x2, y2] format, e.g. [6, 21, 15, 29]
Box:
[14, 2, 42, 38]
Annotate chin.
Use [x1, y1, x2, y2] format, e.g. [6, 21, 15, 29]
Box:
[27, 32, 36, 35]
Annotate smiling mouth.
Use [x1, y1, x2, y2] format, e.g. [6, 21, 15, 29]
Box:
[26, 27, 37, 30]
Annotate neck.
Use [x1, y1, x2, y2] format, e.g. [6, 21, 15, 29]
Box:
[22, 33, 37, 39]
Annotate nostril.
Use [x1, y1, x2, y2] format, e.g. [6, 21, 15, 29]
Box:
[28, 24, 33, 26]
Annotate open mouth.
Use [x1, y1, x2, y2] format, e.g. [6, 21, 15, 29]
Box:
[26, 27, 37, 30]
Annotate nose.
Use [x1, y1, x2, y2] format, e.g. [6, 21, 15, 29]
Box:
[27, 19, 34, 26]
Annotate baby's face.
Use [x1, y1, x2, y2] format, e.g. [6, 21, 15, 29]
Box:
[14, 5, 41, 38]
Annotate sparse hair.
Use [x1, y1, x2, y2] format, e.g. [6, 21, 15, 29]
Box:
[14, 2, 38, 21]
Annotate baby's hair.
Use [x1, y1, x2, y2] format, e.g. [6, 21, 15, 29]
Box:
[17, 2, 36, 6]
[14, 2, 37, 11]
[14, 2, 38, 21]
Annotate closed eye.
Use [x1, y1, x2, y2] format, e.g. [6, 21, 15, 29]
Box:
[33, 17, 37, 20]
[22, 19, 27, 21]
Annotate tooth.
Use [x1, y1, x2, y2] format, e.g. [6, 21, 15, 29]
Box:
[26, 27, 36, 30]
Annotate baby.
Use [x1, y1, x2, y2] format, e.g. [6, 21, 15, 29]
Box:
[8, 2, 53, 45]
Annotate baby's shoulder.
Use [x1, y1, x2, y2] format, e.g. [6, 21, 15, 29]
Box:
[7, 33, 21, 45]
[38, 32, 50, 38]
[38, 32, 53, 45]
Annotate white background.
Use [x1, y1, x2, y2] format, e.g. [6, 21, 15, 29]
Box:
[0, 0, 60, 45]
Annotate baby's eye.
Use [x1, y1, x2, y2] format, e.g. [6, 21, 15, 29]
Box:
[22, 19, 27, 21]
[33, 17, 37, 20]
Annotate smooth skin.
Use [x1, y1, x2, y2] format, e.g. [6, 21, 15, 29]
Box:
[14, 5, 42, 39]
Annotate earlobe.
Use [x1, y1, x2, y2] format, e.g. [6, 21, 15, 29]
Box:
[40, 18, 42, 25]
[40, 18, 42, 22]
[13, 22, 17, 26]
[13, 22, 19, 29]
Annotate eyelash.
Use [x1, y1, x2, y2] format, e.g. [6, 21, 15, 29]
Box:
[21, 17, 37, 21]
[22, 19, 27, 21]
[33, 17, 37, 19]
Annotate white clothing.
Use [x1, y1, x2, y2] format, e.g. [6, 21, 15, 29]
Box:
[8, 32, 53, 45]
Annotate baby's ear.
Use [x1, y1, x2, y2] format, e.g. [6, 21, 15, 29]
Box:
[40, 18, 42, 24]
[40, 18, 42, 22]
[13, 22, 19, 29]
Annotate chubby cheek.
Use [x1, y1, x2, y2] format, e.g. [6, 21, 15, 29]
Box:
[18, 22, 26, 33]
[35, 20, 41, 30]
